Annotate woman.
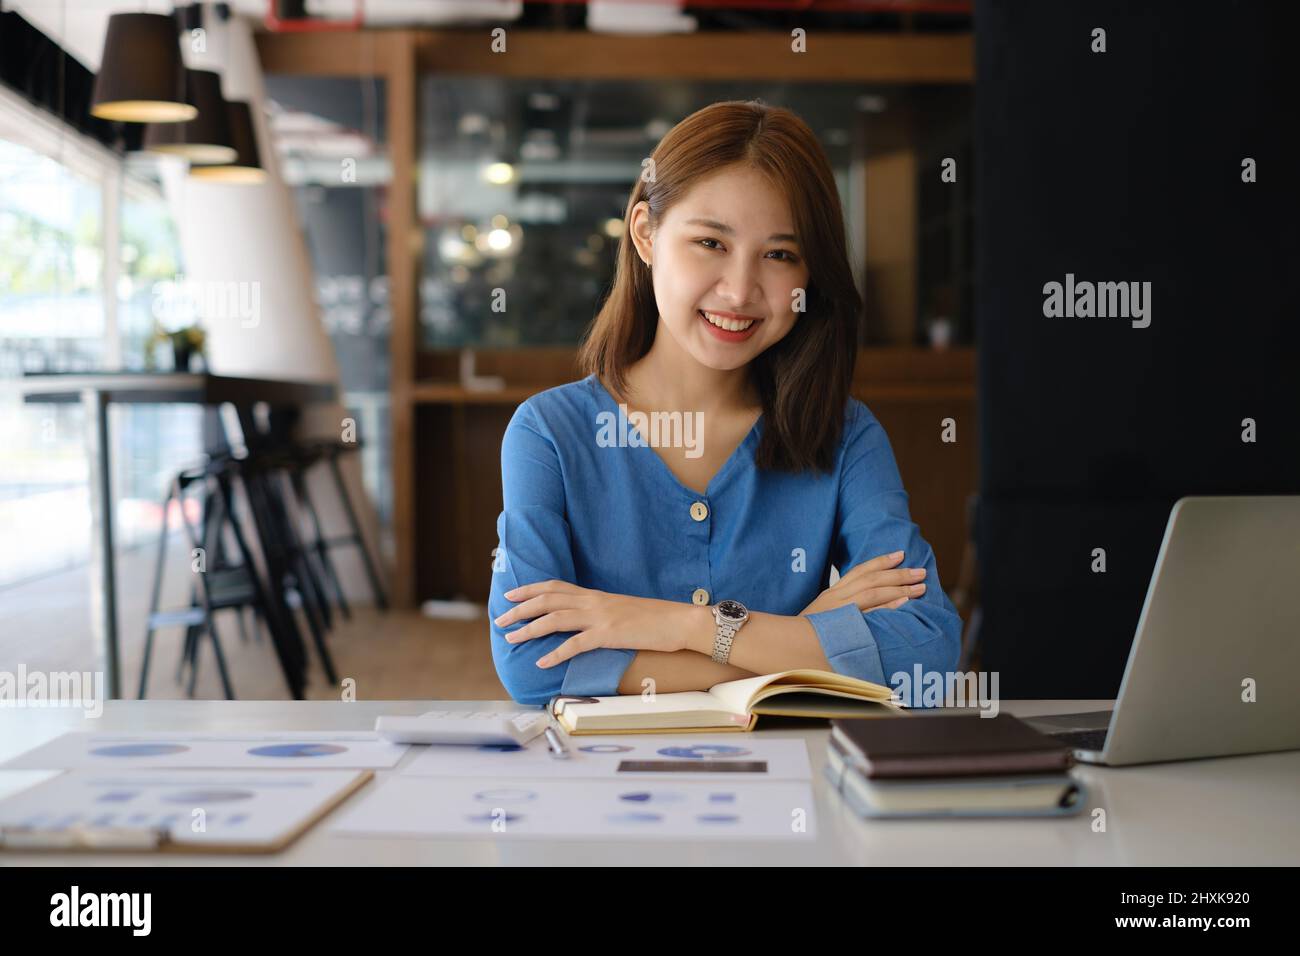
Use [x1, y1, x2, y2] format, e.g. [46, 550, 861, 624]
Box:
[489, 100, 962, 707]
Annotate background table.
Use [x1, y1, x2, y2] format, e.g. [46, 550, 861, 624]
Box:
[14, 373, 336, 698]
[2, 699, 1297, 866]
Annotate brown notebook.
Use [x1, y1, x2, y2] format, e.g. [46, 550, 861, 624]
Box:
[830, 713, 1074, 779]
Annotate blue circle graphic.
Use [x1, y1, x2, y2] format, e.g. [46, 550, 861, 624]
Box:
[607, 812, 663, 824]
[655, 744, 751, 759]
[618, 791, 685, 804]
[247, 743, 348, 758]
[90, 743, 190, 757]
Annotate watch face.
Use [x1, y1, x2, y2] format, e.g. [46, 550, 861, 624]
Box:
[716, 599, 747, 622]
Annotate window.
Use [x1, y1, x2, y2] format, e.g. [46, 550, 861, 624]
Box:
[0, 87, 197, 588]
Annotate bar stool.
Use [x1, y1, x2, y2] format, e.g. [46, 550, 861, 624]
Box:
[138, 457, 283, 699]
[287, 438, 389, 615]
[235, 449, 341, 688]
[281, 442, 352, 621]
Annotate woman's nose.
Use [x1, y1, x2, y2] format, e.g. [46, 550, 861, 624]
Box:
[716, 259, 760, 307]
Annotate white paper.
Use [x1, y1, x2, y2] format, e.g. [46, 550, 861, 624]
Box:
[400, 733, 811, 781]
[0, 769, 367, 847]
[1, 732, 407, 770]
[330, 775, 816, 840]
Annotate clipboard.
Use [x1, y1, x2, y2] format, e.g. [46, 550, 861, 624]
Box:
[0, 770, 373, 854]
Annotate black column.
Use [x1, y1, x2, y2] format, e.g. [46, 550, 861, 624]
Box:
[974, 1, 1299, 696]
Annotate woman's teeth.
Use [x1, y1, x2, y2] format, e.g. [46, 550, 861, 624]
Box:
[701, 310, 756, 332]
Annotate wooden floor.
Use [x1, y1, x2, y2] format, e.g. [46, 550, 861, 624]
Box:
[0, 538, 508, 701]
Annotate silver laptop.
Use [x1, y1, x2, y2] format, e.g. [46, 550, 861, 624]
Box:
[1026, 495, 1300, 766]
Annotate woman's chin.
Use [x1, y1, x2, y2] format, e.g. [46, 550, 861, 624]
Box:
[690, 344, 752, 371]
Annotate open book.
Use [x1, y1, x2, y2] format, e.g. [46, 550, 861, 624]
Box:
[549, 670, 906, 735]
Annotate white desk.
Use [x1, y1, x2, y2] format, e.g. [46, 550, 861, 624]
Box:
[2, 699, 1297, 865]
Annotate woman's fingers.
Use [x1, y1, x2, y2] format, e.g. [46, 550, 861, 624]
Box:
[854, 583, 925, 610]
[841, 550, 906, 581]
[867, 596, 911, 613]
[801, 560, 925, 616]
[829, 567, 924, 605]
[503, 610, 585, 643]
[501, 579, 583, 602]
[496, 581, 588, 627]
[804, 579, 925, 617]
[881, 567, 926, 586]
[536, 633, 595, 668]
[845, 566, 926, 591]
[494, 591, 563, 627]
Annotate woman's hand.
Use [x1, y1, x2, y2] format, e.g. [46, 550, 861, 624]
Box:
[495, 580, 695, 668]
[800, 550, 927, 617]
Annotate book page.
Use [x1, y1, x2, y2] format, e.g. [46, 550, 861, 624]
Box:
[561, 691, 733, 720]
[707, 669, 894, 714]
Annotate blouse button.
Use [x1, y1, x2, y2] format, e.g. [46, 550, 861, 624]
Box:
[690, 501, 709, 522]
[692, 588, 711, 605]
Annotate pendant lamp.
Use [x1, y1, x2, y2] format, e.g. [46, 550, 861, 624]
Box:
[143, 69, 237, 164]
[189, 100, 266, 184]
[91, 13, 195, 124]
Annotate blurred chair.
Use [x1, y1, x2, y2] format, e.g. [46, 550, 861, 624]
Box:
[139, 457, 273, 699]
[285, 438, 390, 615]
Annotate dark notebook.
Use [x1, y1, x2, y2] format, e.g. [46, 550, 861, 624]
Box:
[830, 713, 1075, 779]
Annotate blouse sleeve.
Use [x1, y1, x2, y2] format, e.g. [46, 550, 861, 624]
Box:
[802, 402, 964, 694]
[488, 400, 636, 706]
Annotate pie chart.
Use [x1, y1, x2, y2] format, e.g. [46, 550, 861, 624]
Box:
[618, 791, 685, 804]
[247, 743, 348, 758]
[655, 744, 751, 759]
[90, 743, 190, 758]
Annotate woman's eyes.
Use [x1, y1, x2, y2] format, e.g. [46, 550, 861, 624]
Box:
[694, 238, 799, 263]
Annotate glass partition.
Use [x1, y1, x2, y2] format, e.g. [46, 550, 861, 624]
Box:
[415, 77, 972, 348]
[265, 74, 392, 522]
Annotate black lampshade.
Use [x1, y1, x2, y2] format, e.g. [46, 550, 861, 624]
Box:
[91, 13, 195, 124]
[143, 69, 237, 164]
[189, 100, 266, 184]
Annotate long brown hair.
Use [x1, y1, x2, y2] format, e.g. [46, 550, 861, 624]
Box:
[577, 99, 861, 475]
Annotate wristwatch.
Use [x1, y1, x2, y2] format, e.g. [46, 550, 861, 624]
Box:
[710, 599, 750, 664]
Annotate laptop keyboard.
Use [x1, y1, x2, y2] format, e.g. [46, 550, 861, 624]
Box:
[1050, 728, 1110, 751]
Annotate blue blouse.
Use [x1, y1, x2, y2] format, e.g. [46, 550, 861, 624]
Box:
[489, 373, 963, 707]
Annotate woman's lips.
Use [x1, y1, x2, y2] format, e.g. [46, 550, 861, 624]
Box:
[698, 309, 761, 342]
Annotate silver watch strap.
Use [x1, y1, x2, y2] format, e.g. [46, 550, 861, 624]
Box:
[712, 621, 738, 664]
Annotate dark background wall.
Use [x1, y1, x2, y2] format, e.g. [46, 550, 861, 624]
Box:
[974, 1, 1299, 697]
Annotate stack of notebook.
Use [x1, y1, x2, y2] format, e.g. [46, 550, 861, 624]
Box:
[825, 713, 1086, 818]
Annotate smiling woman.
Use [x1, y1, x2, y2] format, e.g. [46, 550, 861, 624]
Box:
[581, 99, 862, 475]
[488, 100, 961, 708]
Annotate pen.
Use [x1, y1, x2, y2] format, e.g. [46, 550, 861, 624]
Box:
[0, 824, 169, 850]
[543, 726, 570, 760]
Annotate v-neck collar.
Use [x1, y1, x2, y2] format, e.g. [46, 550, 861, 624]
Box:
[588, 373, 763, 499]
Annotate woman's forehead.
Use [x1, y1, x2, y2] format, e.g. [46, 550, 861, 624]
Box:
[669, 181, 796, 237]
[680, 165, 783, 204]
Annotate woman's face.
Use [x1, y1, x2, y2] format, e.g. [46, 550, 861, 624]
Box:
[630, 164, 811, 373]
